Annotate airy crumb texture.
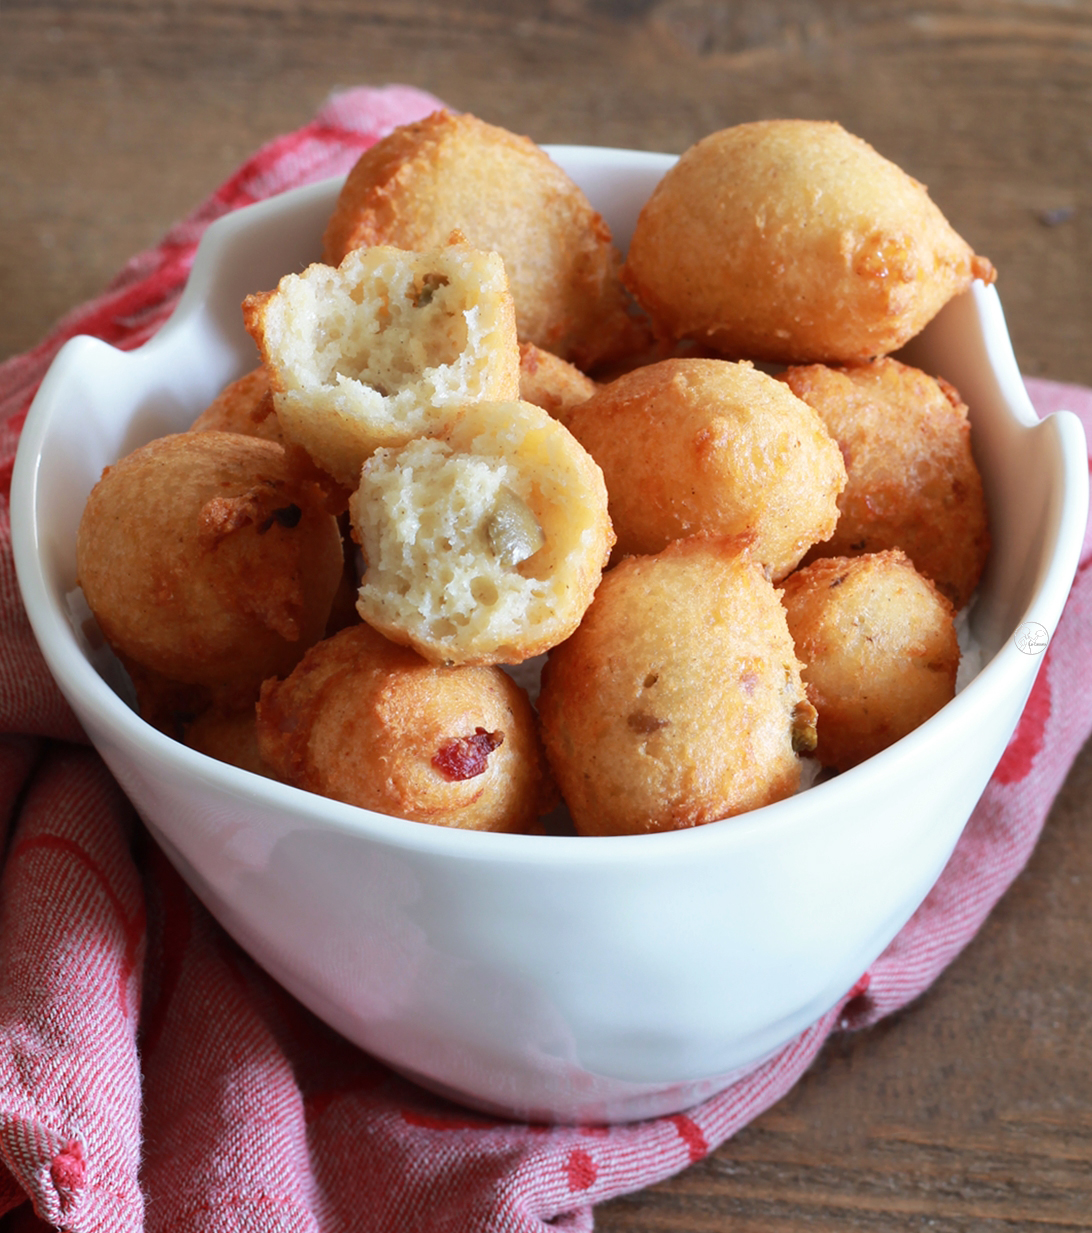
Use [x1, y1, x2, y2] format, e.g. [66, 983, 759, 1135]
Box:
[257, 622, 557, 832]
[243, 242, 520, 486]
[349, 399, 614, 666]
[780, 550, 960, 771]
[538, 535, 810, 836]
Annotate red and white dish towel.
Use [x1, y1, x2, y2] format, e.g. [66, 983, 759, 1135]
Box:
[0, 86, 1090, 1233]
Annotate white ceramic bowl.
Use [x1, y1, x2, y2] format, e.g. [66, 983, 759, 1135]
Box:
[12, 147, 1088, 1124]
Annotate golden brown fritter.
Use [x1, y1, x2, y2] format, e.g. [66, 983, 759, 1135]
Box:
[77, 432, 344, 707]
[517, 341, 598, 426]
[781, 357, 990, 609]
[257, 622, 556, 831]
[184, 704, 282, 780]
[322, 110, 650, 371]
[623, 120, 995, 364]
[538, 536, 814, 836]
[565, 358, 845, 579]
[189, 366, 285, 444]
[779, 551, 960, 772]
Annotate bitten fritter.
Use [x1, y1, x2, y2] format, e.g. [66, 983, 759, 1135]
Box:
[517, 341, 598, 426]
[779, 551, 960, 772]
[322, 110, 650, 371]
[566, 358, 846, 580]
[243, 240, 520, 487]
[256, 622, 556, 832]
[349, 399, 614, 666]
[189, 366, 285, 444]
[781, 357, 990, 610]
[538, 536, 815, 836]
[76, 432, 344, 707]
[623, 120, 996, 364]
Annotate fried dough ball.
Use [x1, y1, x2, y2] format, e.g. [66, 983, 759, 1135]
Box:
[780, 551, 960, 772]
[518, 341, 598, 426]
[566, 358, 845, 579]
[322, 110, 649, 371]
[538, 536, 815, 836]
[189, 366, 285, 444]
[243, 240, 520, 487]
[623, 120, 996, 364]
[77, 432, 344, 707]
[781, 357, 990, 610]
[256, 622, 556, 832]
[184, 705, 282, 781]
[349, 399, 614, 666]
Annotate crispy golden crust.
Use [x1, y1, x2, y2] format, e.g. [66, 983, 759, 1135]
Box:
[781, 357, 990, 609]
[323, 110, 650, 371]
[566, 358, 845, 579]
[538, 536, 810, 836]
[256, 622, 556, 831]
[77, 432, 344, 701]
[189, 366, 285, 444]
[349, 399, 614, 666]
[517, 341, 598, 426]
[779, 551, 959, 772]
[623, 120, 995, 364]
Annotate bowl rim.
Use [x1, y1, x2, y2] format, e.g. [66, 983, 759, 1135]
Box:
[11, 148, 1090, 870]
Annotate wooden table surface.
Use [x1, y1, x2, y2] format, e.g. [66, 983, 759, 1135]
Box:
[4, 2, 1091, 1228]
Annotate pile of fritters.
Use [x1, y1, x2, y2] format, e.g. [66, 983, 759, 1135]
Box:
[77, 111, 993, 836]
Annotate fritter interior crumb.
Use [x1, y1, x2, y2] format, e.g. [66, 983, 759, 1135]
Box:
[244, 240, 520, 486]
[350, 399, 613, 665]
